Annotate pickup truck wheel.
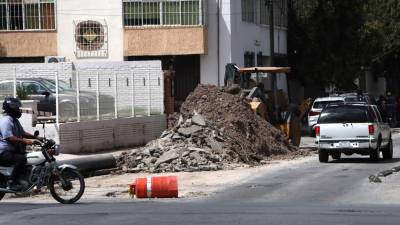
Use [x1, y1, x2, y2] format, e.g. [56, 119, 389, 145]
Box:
[370, 146, 380, 162]
[331, 152, 341, 160]
[319, 149, 329, 163]
[382, 138, 393, 160]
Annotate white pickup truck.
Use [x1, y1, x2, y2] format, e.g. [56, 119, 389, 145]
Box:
[316, 103, 392, 162]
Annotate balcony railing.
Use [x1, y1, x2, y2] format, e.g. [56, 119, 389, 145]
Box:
[123, 0, 205, 27]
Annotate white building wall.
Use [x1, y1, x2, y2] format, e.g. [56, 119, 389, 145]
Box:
[200, 0, 232, 86]
[56, 0, 124, 61]
[200, 0, 287, 87]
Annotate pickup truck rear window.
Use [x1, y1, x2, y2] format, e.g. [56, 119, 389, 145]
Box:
[313, 100, 344, 109]
[318, 106, 373, 123]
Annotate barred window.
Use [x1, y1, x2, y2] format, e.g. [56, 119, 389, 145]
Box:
[0, 0, 55, 31]
[123, 0, 203, 27]
[74, 20, 108, 58]
[241, 0, 255, 23]
[260, 0, 288, 27]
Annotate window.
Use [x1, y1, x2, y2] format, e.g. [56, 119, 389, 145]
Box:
[0, 0, 56, 31]
[75, 20, 105, 51]
[312, 101, 344, 109]
[74, 20, 108, 58]
[244, 51, 255, 67]
[181, 0, 199, 25]
[260, 0, 268, 25]
[163, 1, 180, 25]
[0, 81, 13, 96]
[241, 0, 254, 23]
[22, 81, 46, 94]
[143, 2, 160, 25]
[259, 0, 288, 27]
[123, 0, 203, 27]
[318, 106, 373, 124]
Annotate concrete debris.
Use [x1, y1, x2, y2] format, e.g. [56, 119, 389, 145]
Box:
[369, 175, 382, 183]
[117, 84, 305, 174]
[192, 114, 207, 127]
[117, 113, 232, 173]
[177, 125, 203, 137]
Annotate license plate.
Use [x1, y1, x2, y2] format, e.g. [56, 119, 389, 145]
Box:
[339, 141, 351, 148]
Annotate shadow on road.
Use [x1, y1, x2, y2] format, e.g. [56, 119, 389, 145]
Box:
[329, 158, 400, 164]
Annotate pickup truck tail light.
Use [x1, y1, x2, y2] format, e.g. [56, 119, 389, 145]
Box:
[309, 111, 320, 117]
[315, 126, 320, 136]
[368, 125, 374, 135]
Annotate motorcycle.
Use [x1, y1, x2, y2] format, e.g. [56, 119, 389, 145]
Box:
[0, 131, 85, 204]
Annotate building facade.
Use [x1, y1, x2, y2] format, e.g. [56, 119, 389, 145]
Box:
[0, 0, 288, 104]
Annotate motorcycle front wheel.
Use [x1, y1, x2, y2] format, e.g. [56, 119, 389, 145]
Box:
[48, 168, 85, 204]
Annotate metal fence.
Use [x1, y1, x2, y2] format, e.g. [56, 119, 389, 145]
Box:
[0, 62, 164, 124]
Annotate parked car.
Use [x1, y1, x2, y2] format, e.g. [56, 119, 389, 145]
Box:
[308, 96, 345, 135]
[339, 92, 377, 105]
[316, 103, 392, 162]
[0, 78, 115, 119]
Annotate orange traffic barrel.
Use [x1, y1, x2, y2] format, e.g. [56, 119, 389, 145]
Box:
[130, 176, 178, 198]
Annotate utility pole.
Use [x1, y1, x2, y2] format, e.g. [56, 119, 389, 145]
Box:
[267, 0, 278, 123]
[267, 0, 275, 66]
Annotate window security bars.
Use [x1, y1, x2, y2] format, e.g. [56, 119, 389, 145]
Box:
[74, 20, 109, 58]
[242, 0, 255, 23]
[0, 0, 55, 31]
[242, 0, 288, 27]
[123, 0, 204, 27]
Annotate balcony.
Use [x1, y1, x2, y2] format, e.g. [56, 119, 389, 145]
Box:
[123, 0, 207, 56]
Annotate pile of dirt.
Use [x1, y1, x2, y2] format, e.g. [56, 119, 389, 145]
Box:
[117, 84, 303, 173]
[180, 84, 297, 162]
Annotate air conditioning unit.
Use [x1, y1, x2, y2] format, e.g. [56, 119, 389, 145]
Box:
[45, 56, 66, 63]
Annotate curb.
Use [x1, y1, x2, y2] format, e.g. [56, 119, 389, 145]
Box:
[58, 154, 117, 176]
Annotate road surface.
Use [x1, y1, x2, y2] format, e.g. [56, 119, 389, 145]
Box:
[2, 134, 400, 225]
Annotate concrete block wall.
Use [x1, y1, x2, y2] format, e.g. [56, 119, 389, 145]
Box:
[58, 115, 166, 154]
[0, 62, 73, 81]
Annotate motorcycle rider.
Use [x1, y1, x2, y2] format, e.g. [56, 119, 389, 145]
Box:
[0, 97, 42, 190]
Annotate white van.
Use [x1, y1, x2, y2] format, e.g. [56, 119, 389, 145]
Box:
[308, 96, 345, 130]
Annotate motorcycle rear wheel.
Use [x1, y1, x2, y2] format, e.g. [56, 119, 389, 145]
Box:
[48, 168, 85, 204]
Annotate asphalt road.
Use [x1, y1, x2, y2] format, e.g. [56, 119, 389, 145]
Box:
[2, 133, 400, 225]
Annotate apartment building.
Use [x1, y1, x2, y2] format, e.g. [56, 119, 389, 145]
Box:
[0, 0, 288, 104]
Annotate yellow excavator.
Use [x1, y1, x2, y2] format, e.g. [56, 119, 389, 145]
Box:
[224, 65, 311, 146]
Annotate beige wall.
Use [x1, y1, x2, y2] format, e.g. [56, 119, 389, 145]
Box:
[124, 26, 207, 56]
[0, 32, 57, 57]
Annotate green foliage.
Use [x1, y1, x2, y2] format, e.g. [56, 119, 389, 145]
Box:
[16, 85, 29, 100]
[289, 0, 400, 90]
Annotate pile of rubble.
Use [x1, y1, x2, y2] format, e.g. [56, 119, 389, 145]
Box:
[180, 84, 299, 161]
[117, 113, 237, 173]
[117, 84, 305, 173]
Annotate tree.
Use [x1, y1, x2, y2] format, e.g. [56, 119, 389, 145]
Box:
[289, 0, 371, 91]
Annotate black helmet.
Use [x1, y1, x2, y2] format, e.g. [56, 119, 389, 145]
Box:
[3, 97, 22, 113]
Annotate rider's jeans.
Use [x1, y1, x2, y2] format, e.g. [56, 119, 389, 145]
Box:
[0, 151, 27, 183]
